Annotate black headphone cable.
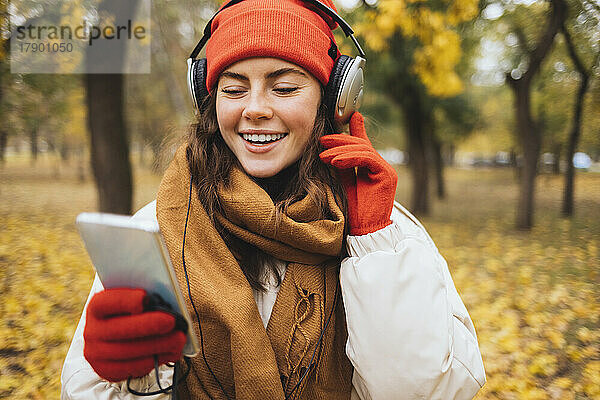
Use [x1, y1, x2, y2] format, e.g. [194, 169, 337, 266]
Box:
[182, 175, 232, 400]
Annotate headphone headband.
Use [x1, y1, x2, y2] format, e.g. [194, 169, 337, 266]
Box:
[186, 0, 366, 130]
[188, 0, 365, 60]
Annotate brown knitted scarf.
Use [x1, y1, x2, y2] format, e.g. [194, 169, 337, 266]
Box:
[156, 145, 353, 400]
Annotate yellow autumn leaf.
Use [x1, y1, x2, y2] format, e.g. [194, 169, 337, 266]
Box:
[528, 354, 558, 377]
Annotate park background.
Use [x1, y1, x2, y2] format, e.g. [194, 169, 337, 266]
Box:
[0, 0, 599, 398]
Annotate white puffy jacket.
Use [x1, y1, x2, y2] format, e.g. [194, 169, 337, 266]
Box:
[61, 201, 485, 399]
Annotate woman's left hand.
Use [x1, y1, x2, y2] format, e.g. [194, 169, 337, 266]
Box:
[319, 112, 398, 236]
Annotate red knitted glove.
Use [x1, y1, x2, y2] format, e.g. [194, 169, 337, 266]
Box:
[83, 288, 186, 382]
[319, 112, 398, 236]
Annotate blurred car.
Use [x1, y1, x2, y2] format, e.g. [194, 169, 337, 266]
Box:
[573, 152, 592, 170]
[541, 152, 557, 173]
[542, 152, 556, 167]
[470, 156, 494, 167]
[494, 151, 511, 167]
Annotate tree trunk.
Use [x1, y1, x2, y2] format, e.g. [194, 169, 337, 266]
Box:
[562, 75, 589, 216]
[561, 24, 594, 217]
[29, 125, 38, 164]
[447, 144, 455, 167]
[60, 142, 70, 161]
[86, 74, 132, 214]
[510, 79, 540, 230]
[552, 143, 561, 175]
[0, 130, 7, 165]
[431, 135, 445, 200]
[84, 0, 138, 214]
[507, 0, 566, 230]
[402, 87, 430, 216]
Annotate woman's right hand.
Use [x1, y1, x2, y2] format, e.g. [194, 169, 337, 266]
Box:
[83, 288, 186, 382]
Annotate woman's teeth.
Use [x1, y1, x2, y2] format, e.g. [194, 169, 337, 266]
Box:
[241, 132, 287, 144]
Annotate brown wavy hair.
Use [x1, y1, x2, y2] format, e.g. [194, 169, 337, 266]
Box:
[186, 90, 348, 291]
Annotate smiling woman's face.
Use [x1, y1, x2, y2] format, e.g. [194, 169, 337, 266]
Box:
[215, 57, 322, 178]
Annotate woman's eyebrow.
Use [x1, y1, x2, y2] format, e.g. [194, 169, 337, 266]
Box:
[266, 68, 307, 79]
[221, 71, 248, 81]
[220, 68, 307, 81]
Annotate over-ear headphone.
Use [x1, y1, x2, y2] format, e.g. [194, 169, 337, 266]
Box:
[186, 0, 366, 130]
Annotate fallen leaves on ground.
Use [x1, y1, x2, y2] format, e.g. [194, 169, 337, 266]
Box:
[1, 159, 598, 399]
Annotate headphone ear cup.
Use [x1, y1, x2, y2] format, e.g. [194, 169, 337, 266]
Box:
[324, 55, 351, 129]
[187, 58, 209, 112]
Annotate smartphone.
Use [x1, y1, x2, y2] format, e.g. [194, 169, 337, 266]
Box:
[76, 212, 199, 357]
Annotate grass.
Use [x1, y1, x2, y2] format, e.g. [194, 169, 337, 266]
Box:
[0, 153, 598, 399]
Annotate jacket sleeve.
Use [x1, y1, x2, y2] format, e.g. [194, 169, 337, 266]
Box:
[61, 201, 173, 400]
[341, 202, 486, 400]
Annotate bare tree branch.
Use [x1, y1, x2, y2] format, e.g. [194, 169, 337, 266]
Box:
[506, 0, 567, 86]
[525, 0, 567, 81]
[513, 24, 533, 56]
[561, 23, 589, 78]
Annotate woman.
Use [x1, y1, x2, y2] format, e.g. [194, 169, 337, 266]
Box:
[61, 0, 485, 399]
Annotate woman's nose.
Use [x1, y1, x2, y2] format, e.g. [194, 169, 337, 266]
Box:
[241, 91, 273, 120]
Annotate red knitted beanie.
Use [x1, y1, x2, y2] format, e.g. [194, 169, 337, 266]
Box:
[205, 0, 341, 91]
